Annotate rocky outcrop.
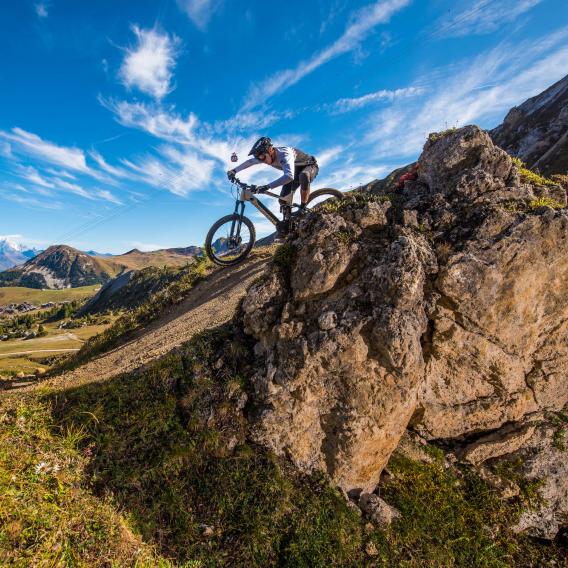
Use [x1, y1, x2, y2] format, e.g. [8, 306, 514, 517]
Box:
[240, 125, 568, 537]
[490, 74, 568, 176]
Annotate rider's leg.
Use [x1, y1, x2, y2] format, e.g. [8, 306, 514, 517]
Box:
[299, 164, 319, 205]
[279, 180, 297, 208]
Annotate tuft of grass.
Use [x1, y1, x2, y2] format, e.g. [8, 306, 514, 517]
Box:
[319, 191, 392, 214]
[512, 157, 558, 187]
[336, 230, 357, 245]
[528, 197, 564, 210]
[272, 243, 297, 270]
[427, 127, 458, 143]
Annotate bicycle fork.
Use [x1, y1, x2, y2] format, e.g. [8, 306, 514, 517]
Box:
[231, 200, 246, 238]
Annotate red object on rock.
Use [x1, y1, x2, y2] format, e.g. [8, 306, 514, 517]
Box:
[396, 164, 420, 189]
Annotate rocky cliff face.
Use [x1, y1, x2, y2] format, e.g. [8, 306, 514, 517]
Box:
[240, 126, 568, 538]
[490, 74, 568, 176]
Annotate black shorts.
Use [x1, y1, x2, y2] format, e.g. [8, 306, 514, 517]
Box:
[280, 163, 319, 198]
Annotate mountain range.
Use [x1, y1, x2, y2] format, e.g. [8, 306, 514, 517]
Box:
[0, 244, 202, 289]
[0, 237, 41, 271]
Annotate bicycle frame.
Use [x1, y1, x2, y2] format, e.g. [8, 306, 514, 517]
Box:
[235, 186, 301, 227]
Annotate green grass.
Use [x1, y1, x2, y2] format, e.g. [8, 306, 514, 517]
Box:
[370, 453, 563, 567]
[0, 285, 99, 306]
[511, 157, 558, 187]
[427, 127, 458, 143]
[1, 324, 565, 566]
[529, 196, 564, 210]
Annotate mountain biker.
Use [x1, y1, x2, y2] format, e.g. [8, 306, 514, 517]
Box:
[227, 137, 319, 209]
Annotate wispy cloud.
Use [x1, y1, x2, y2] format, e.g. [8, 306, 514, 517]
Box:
[329, 86, 425, 113]
[121, 145, 215, 197]
[243, 0, 411, 110]
[434, 0, 544, 38]
[176, 0, 223, 29]
[129, 240, 173, 251]
[0, 191, 63, 210]
[0, 127, 89, 172]
[365, 27, 568, 159]
[119, 26, 180, 100]
[34, 2, 49, 18]
[100, 97, 198, 144]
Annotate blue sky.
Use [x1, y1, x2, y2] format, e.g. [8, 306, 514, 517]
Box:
[0, 0, 566, 253]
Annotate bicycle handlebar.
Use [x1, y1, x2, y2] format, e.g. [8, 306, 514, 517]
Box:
[231, 176, 262, 194]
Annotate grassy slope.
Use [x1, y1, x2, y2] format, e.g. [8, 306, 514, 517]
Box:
[1, 324, 565, 567]
[0, 285, 100, 306]
[0, 321, 114, 375]
[94, 250, 196, 275]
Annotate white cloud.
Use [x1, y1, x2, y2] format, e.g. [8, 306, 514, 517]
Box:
[329, 86, 425, 113]
[130, 240, 173, 251]
[243, 0, 411, 110]
[0, 142, 12, 158]
[101, 98, 198, 144]
[121, 146, 215, 197]
[35, 3, 48, 18]
[119, 26, 180, 100]
[365, 28, 568, 159]
[17, 165, 55, 188]
[0, 192, 63, 210]
[435, 0, 544, 38]
[176, 0, 223, 29]
[0, 127, 89, 172]
[96, 189, 122, 205]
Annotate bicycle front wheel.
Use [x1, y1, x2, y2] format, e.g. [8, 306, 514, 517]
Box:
[205, 214, 256, 266]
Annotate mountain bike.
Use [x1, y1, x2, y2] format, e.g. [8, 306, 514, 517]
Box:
[205, 177, 343, 266]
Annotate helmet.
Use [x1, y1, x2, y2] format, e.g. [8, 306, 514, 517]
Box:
[248, 136, 272, 157]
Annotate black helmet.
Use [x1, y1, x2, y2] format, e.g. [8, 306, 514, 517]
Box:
[249, 136, 272, 157]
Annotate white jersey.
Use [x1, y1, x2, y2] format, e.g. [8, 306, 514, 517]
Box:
[233, 146, 306, 189]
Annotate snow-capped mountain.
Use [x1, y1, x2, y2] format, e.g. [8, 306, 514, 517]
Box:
[0, 237, 41, 271]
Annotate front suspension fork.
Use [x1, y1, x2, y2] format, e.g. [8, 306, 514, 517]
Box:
[230, 200, 246, 238]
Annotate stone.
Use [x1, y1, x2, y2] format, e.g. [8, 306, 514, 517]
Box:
[461, 422, 536, 466]
[318, 311, 337, 331]
[358, 493, 400, 529]
[365, 541, 379, 557]
[34, 367, 47, 376]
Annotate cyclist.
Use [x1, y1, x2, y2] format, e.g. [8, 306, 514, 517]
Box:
[227, 137, 319, 209]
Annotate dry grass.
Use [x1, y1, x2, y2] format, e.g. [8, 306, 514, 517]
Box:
[0, 285, 100, 306]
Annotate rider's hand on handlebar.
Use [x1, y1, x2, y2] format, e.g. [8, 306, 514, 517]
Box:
[227, 169, 236, 182]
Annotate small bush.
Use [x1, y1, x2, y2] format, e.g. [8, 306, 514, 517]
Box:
[529, 197, 564, 210]
[272, 243, 297, 270]
[512, 157, 558, 187]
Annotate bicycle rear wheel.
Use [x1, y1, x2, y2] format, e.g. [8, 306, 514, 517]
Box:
[306, 188, 344, 208]
[205, 214, 256, 266]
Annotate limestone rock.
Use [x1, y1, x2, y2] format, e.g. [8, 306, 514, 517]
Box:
[358, 493, 401, 528]
[461, 422, 536, 466]
[240, 123, 568, 530]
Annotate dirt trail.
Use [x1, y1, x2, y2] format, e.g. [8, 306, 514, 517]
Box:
[8, 253, 269, 393]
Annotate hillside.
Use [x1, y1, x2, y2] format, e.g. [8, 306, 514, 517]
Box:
[490, 73, 568, 176]
[1, 125, 567, 566]
[0, 244, 201, 290]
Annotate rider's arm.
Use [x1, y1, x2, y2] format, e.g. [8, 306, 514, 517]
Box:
[267, 147, 295, 189]
[233, 157, 261, 173]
